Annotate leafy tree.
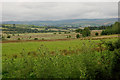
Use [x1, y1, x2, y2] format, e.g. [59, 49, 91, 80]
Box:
[13, 24, 16, 27]
[7, 35, 11, 38]
[12, 34, 15, 36]
[82, 27, 90, 37]
[75, 29, 83, 33]
[76, 34, 80, 38]
[53, 33, 56, 34]
[67, 35, 71, 38]
[18, 38, 20, 40]
[95, 32, 99, 36]
[59, 32, 61, 34]
[101, 22, 120, 35]
[34, 38, 38, 40]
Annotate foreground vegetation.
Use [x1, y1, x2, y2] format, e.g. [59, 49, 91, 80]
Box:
[2, 38, 120, 79]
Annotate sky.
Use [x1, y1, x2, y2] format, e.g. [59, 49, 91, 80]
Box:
[1, 2, 118, 21]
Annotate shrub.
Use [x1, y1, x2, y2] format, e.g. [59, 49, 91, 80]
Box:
[12, 34, 15, 36]
[82, 27, 90, 37]
[29, 36, 32, 39]
[69, 35, 71, 38]
[18, 38, 20, 40]
[53, 33, 56, 34]
[42, 38, 44, 40]
[64, 32, 67, 34]
[59, 32, 61, 34]
[67, 35, 71, 38]
[34, 38, 38, 40]
[95, 32, 99, 36]
[7, 35, 11, 38]
[76, 34, 80, 38]
[2, 36, 6, 40]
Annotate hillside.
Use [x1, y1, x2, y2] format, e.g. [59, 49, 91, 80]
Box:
[2, 18, 117, 27]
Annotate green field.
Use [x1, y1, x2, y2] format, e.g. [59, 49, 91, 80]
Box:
[2, 38, 117, 56]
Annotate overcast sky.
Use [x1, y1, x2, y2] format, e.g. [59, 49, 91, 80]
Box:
[2, 2, 118, 21]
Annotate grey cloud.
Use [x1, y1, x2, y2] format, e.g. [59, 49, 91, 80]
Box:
[2, 2, 118, 21]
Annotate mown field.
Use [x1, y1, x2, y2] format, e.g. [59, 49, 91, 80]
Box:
[2, 36, 120, 79]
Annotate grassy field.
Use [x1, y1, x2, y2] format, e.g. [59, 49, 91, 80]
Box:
[2, 34, 120, 79]
[2, 37, 117, 57]
[2, 32, 77, 40]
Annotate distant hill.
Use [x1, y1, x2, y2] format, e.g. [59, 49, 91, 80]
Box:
[2, 18, 117, 27]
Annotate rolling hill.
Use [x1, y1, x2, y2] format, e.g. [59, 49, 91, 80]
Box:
[2, 18, 117, 27]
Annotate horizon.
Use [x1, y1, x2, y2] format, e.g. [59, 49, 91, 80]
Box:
[2, 18, 118, 22]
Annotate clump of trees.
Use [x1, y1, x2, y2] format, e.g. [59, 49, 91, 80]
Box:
[88, 25, 112, 30]
[101, 22, 120, 35]
[2, 24, 65, 34]
[64, 31, 70, 34]
[75, 27, 90, 37]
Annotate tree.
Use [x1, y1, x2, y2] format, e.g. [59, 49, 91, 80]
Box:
[18, 38, 20, 40]
[7, 35, 11, 38]
[82, 27, 90, 37]
[59, 32, 61, 34]
[76, 34, 80, 38]
[75, 29, 83, 33]
[13, 24, 16, 27]
[34, 38, 38, 40]
[67, 35, 71, 38]
[95, 32, 99, 36]
[101, 22, 120, 35]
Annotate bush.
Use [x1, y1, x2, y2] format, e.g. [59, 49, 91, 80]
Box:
[64, 32, 67, 34]
[53, 33, 56, 34]
[59, 32, 61, 34]
[18, 38, 20, 40]
[12, 34, 15, 36]
[42, 38, 44, 40]
[76, 34, 80, 38]
[95, 32, 99, 36]
[67, 35, 71, 38]
[29, 36, 32, 39]
[2, 36, 6, 40]
[82, 27, 90, 37]
[101, 22, 120, 35]
[34, 38, 38, 40]
[7, 35, 11, 38]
